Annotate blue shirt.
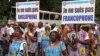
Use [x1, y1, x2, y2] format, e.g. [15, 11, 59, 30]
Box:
[9, 41, 21, 56]
[41, 36, 50, 51]
[8, 40, 27, 56]
[44, 41, 66, 56]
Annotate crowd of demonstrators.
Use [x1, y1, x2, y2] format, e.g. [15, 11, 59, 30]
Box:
[0, 21, 100, 56]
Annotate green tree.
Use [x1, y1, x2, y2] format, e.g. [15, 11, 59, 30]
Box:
[95, 0, 100, 23]
[0, 0, 10, 16]
[40, 0, 61, 12]
[0, 0, 27, 17]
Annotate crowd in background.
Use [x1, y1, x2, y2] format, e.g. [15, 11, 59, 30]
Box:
[0, 21, 100, 56]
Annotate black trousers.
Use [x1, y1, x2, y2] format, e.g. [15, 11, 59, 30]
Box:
[65, 44, 69, 55]
[28, 52, 35, 56]
[0, 40, 2, 45]
[2, 40, 9, 56]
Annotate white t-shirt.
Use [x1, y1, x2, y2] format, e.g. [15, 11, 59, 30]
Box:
[36, 27, 45, 42]
[0, 27, 6, 40]
[50, 27, 58, 32]
[1, 27, 6, 36]
[36, 27, 45, 33]
[6, 26, 14, 36]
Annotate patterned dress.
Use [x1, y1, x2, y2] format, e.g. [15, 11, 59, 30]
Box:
[8, 40, 27, 56]
[27, 30, 38, 54]
[77, 30, 88, 56]
[44, 41, 66, 56]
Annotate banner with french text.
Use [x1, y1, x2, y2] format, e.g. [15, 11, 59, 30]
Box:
[16, 1, 39, 22]
[62, 0, 95, 24]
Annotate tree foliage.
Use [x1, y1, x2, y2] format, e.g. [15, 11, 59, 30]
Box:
[95, 0, 100, 21]
[40, 0, 61, 12]
[0, 0, 10, 16]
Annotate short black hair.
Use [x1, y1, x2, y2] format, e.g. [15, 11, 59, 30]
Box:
[81, 26, 90, 32]
[49, 31, 60, 40]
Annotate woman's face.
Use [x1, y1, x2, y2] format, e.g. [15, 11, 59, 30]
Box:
[50, 32, 57, 42]
[29, 24, 34, 30]
[14, 29, 21, 37]
[63, 27, 69, 33]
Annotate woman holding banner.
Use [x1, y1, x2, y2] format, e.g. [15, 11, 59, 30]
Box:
[26, 23, 38, 56]
[76, 25, 90, 56]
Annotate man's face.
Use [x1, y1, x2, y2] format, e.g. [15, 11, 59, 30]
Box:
[1, 22, 6, 27]
[38, 22, 43, 28]
[7, 24, 11, 27]
[51, 24, 56, 29]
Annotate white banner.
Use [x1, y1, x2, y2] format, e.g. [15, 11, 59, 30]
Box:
[62, 0, 95, 24]
[16, 1, 39, 22]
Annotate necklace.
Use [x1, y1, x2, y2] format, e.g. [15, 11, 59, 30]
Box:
[50, 41, 58, 46]
[51, 43, 55, 46]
